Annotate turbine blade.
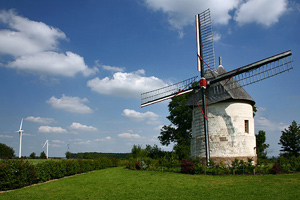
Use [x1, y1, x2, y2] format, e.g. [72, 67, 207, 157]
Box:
[19, 118, 23, 130]
[42, 141, 47, 148]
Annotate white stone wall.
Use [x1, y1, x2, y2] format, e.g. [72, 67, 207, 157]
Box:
[191, 101, 257, 160]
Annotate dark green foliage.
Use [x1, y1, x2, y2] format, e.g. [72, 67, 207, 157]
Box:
[0, 143, 15, 159]
[159, 93, 192, 159]
[0, 160, 37, 191]
[279, 120, 300, 157]
[29, 152, 36, 159]
[40, 151, 47, 159]
[0, 158, 119, 191]
[255, 130, 270, 160]
[65, 151, 71, 159]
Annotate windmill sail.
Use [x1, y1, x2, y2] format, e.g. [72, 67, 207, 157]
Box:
[141, 76, 198, 107]
[196, 9, 216, 72]
[209, 50, 293, 95]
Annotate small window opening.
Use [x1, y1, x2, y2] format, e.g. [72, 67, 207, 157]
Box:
[245, 120, 249, 133]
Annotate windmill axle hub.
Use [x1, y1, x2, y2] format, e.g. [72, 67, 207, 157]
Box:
[200, 78, 209, 89]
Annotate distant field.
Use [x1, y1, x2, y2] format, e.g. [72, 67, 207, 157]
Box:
[24, 159, 58, 165]
[1, 167, 300, 200]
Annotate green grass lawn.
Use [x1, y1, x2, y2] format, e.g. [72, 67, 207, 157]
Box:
[1, 167, 300, 200]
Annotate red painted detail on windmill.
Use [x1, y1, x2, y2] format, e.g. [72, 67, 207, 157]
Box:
[200, 78, 207, 88]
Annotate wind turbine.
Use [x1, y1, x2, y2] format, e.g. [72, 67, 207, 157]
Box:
[17, 118, 24, 158]
[42, 139, 49, 159]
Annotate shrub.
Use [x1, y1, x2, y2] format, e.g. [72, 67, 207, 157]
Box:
[0, 160, 37, 191]
[271, 162, 283, 174]
[180, 159, 194, 174]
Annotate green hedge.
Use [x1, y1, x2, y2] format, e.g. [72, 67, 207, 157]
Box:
[0, 158, 118, 191]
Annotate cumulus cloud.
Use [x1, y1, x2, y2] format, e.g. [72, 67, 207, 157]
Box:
[0, 135, 13, 138]
[46, 94, 93, 114]
[255, 107, 288, 131]
[87, 69, 167, 98]
[0, 9, 97, 77]
[95, 136, 112, 142]
[102, 65, 125, 72]
[25, 116, 56, 124]
[234, 0, 288, 26]
[122, 109, 160, 124]
[144, 0, 240, 29]
[69, 122, 98, 132]
[0, 9, 66, 56]
[7, 51, 98, 77]
[118, 133, 141, 139]
[143, 0, 288, 35]
[38, 126, 68, 133]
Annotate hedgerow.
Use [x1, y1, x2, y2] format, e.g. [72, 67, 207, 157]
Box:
[0, 158, 118, 191]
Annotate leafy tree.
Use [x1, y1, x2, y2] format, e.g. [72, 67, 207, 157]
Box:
[159, 93, 192, 159]
[65, 151, 71, 159]
[145, 144, 165, 159]
[279, 120, 300, 157]
[29, 152, 36, 159]
[255, 130, 269, 160]
[40, 151, 47, 159]
[130, 144, 148, 158]
[0, 143, 15, 159]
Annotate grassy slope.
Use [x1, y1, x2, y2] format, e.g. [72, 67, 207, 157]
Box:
[1, 167, 300, 200]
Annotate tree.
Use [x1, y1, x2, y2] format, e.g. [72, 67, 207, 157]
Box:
[130, 144, 148, 159]
[279, 120, 300, 157]
[29, 152, 36, 159]
[65, 151, 71, 159]
[159, 93, 192, 159]
[255, 130, 269, 160]
[40, 151, 47, 159]
[0, 143, 15, 159]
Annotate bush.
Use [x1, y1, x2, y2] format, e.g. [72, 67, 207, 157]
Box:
[180, 159, 194, 174]
[271, 162, 283, 174]
[0, 160, 37, 191]
[0, 158, 118, 191]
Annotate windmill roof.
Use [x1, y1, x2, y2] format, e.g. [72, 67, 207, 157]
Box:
[186, 65, 255, 107]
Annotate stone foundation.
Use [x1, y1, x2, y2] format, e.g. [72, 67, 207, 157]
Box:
[192, 155, 257, 166]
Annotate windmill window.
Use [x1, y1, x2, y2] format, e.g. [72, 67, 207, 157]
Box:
[245, 120, 249, 133]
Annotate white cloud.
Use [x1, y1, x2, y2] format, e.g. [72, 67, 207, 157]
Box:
[144, 0, 240, 29]
[51, 140, 65, 144]
[87, 69, 167, 98]
[0, 9, 66, 56]
[122, 109, 160, 124]
[69, 122, 98, 132]
[25, 116, 56, 124]
[234, 0, 288, 26]
[0, 9, 97, 77]
[38, 126, 68, 133]
[95, 136, 112, 142]
[144, 0, 288, 36]
[102, 65, 125, 72]
[46, 94, 93, 114]
[0, 135, 13, 138]
[7, 51, 98, 77]
[118, 133, 141, 139]
[255, 107, 288, 131]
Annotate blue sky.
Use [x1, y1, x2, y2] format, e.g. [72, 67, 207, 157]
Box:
[0, 0, 299, 158]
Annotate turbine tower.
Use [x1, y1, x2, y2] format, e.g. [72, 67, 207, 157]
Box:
[17, 118, 24, 158]
[42, 139, 49, 159]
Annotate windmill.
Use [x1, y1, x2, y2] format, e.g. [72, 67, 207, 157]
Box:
[141, 9, 293, 165]
[17, 118, 24, 158]
[42, 139, 49, 159]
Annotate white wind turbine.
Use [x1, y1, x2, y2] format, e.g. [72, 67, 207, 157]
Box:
[42, 139, 49, 159]
[17, 118, 24, 158]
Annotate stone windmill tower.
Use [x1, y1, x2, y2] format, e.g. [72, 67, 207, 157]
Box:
[187, 60, 257, 164]
[141, 9, 293, 165]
